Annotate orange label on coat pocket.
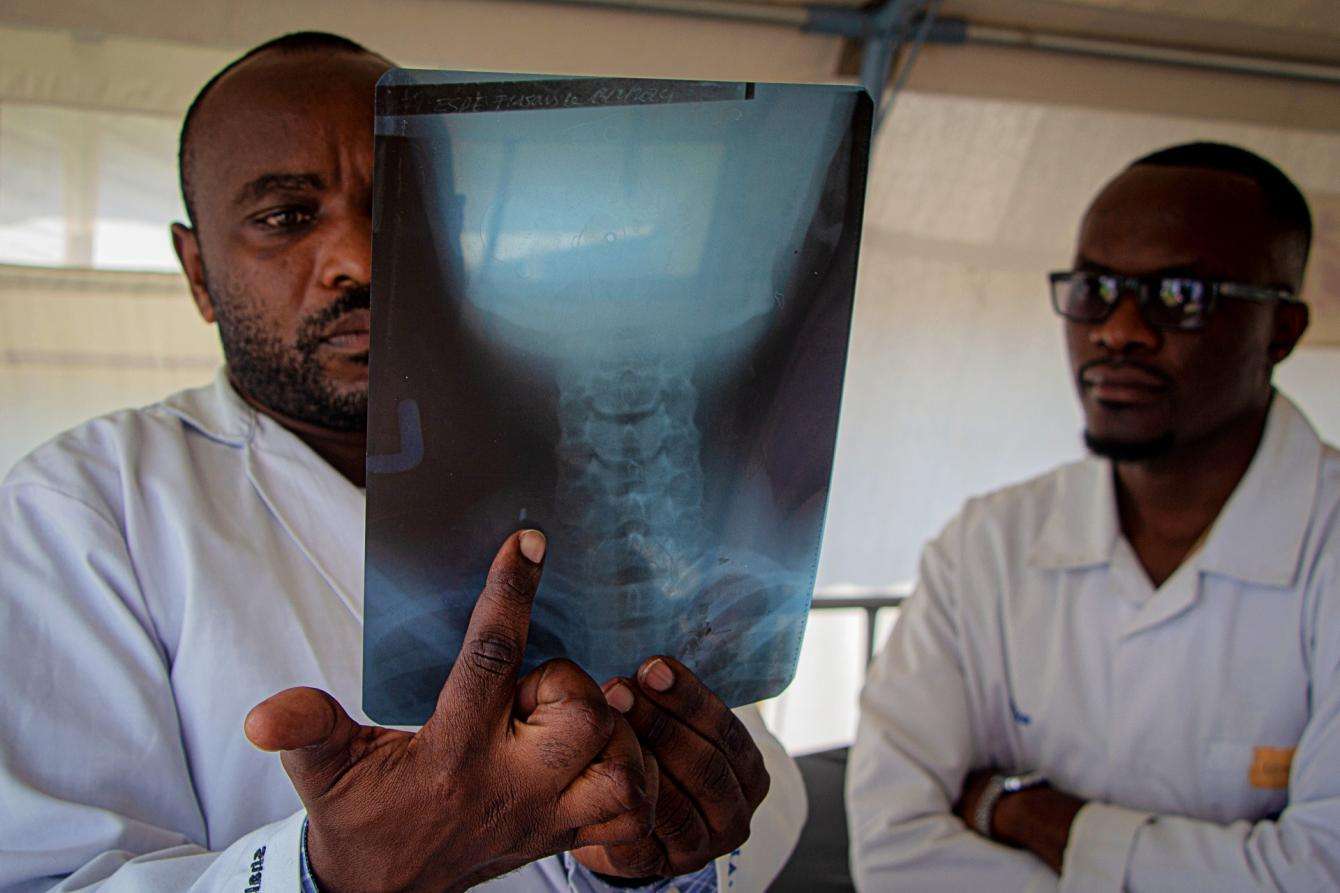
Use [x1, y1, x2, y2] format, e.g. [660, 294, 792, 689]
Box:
[1249, 747, 1295, 789]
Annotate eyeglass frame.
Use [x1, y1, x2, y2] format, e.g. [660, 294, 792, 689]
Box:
[1048, 270, 1298, 332]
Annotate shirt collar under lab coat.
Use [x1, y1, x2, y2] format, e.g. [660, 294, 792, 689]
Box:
[1028, 391, 1324, 589]
[161, 369, 366, 622]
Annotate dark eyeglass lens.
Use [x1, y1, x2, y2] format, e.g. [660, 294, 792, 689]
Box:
[1056, 274, 1111, 320]
[1148, 278, 1208, 329]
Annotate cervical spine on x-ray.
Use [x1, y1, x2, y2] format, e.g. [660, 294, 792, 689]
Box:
[550, 359, 706, 649]
[545, 351, 797, 679]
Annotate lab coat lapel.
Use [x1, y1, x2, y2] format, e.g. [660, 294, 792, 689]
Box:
[1194, 393, 1321, 588]
[1028, 458, 1118, 571]
[1118, 548, 1198, 638]
[243, 414, 366, 624]
[162, 371, 367, 620]
[1119, 394, 1321, 638]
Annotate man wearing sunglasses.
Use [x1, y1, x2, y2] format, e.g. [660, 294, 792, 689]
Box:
[849, 143, 1339, 890]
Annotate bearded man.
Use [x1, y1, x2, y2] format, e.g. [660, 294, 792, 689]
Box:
[0, 32, 803, 893]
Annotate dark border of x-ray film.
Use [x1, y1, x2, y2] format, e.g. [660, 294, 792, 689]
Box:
[377, 77, 754, 117]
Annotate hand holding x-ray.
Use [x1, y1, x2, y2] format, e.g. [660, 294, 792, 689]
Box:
[576, 655, 772, 879]
[244, 532, 654, 893]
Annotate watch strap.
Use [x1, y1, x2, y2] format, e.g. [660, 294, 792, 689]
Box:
[970, 774, 1008, 838]
[971, 770, 1048, 838]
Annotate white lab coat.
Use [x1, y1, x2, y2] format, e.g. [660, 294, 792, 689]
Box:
[0, 371, 805, 893]
[848, 393, 1340, 891]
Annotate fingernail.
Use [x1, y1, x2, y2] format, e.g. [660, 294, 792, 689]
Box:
[603, 682, 634, 713]
[519, 529, 546, 564]
[639, 658, 674, 692]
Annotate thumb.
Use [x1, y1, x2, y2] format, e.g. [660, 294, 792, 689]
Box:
[245, 686, 360, 800]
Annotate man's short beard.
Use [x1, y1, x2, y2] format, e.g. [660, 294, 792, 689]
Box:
[1083, 430, 1176, 462]
[207, 275, 369, 431]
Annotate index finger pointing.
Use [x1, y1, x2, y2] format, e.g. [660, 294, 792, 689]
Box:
[438, 530, 547, 718]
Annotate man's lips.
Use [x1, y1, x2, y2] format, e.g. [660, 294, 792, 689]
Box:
[320, 310, 371, 352]
[1081, 364, 1169, 404]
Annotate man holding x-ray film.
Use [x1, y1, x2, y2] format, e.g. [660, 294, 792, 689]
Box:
[0, 33, 805, 893]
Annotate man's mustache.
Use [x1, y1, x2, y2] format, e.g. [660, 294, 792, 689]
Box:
[297, 287, 372, 352]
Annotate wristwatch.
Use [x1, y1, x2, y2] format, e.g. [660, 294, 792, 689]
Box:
[970, 770, 1048, 839]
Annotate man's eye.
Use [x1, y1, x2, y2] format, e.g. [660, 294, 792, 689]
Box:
[255, 208, 314, 230]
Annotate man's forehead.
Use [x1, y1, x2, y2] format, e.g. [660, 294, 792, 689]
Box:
[201, 48, 384, 119]
[1078, 166, 1276, 272]
[190, 51, 384, 199]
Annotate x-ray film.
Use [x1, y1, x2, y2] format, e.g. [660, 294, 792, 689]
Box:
[364, 69, 872, 724]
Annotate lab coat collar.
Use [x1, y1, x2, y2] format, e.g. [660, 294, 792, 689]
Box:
[1028, 457, 1119, 571]
[163, 369, 366, 622]
[1028, 391, 1324, 589]
[160, 369, 256, 447]
[1195, 393, 1322, 588]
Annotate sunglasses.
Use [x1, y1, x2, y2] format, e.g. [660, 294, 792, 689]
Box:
[1049, 271, 1297, 331]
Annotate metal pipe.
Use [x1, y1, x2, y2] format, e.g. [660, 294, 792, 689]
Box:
[963, 23, 1340, 86]
[877, 0, 940, 126]
[540, 0, 807, 27]
[810, 591, 907, 664]
[534, 0, 1340, 87]
[861, 0, 916, 120]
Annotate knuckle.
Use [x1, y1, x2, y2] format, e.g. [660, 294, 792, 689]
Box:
[694, 750, 735, 795]
[717, 713, 753, 755]
[660, 799, 707, 853]
[564, 696, 614, 742]
[676, 680, 709, 717]
[714, 715, 769, 804]
[639, 708, 674, 747]
[486, 566, 536, 605]
[465, 626, 521, 675]
[596, 759, 646, 811]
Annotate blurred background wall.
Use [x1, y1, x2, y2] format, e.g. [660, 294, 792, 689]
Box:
[2, 0, 1338, 752]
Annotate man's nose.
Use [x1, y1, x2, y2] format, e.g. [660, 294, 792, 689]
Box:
[1091, 292, 1160, 354]
[317, 211, 372, 291]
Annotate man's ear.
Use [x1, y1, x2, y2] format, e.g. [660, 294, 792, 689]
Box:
[1267, 300, 1310, 366]
[171, 222, 215, 324]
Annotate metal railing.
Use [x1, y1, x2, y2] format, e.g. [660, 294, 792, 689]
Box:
[810, 584, 910, 663]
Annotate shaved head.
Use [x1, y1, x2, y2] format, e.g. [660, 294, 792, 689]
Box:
[178, 32, 390, 229]
[1122, 142, 1312, 289]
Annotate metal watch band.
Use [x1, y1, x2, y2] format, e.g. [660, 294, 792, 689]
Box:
[970, 774, 1008, 837]
[971, 770, 1048, 838]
